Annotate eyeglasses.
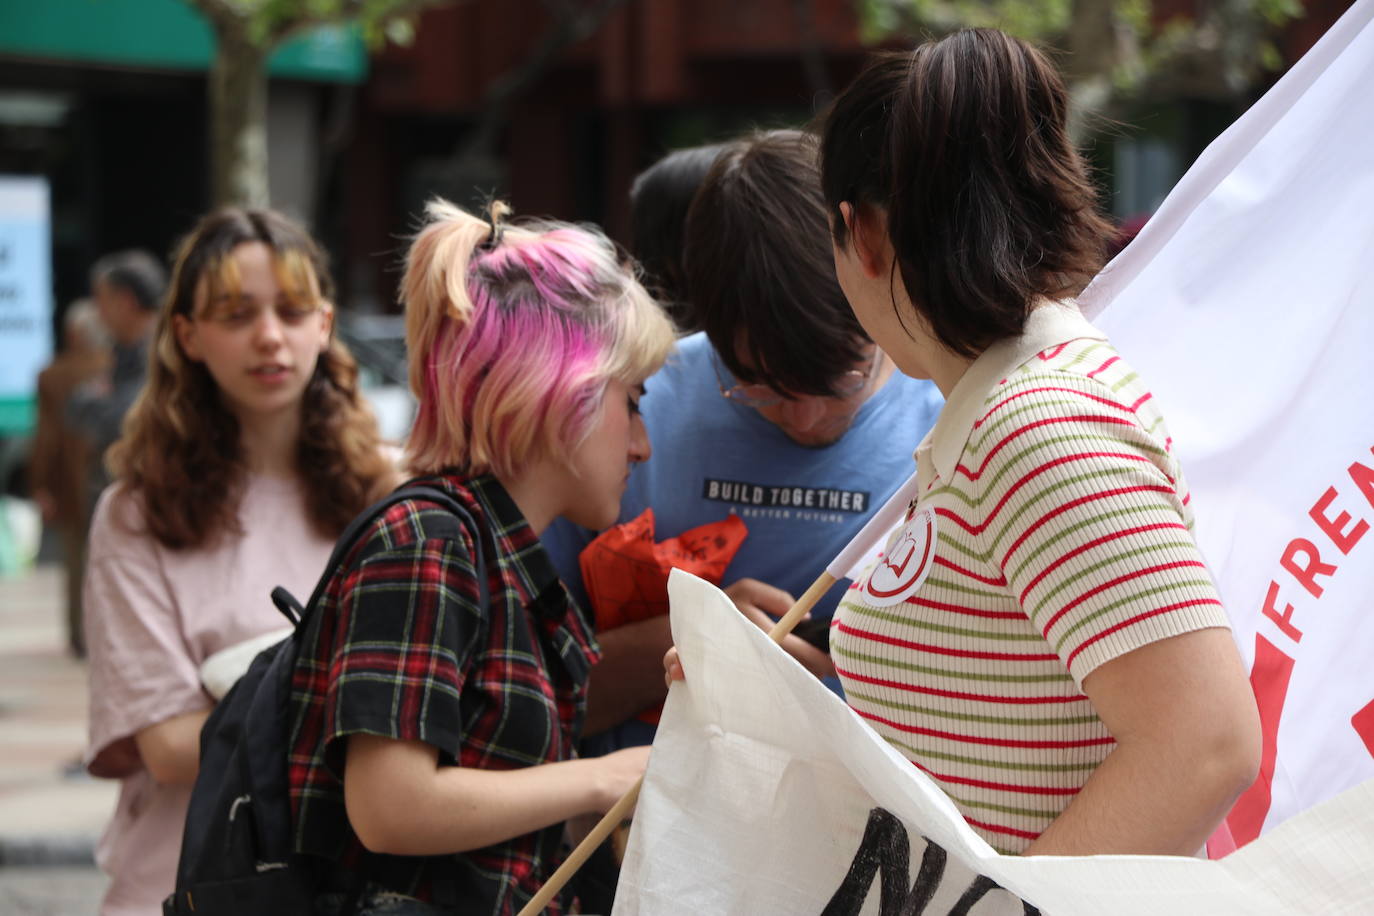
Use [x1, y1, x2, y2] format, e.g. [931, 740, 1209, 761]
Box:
[714, 347, 882, 409]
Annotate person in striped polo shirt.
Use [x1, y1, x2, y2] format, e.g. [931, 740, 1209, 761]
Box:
[811, 30, 1262, 857]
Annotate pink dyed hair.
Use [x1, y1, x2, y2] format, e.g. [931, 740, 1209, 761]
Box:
[403, 199, 674, 478]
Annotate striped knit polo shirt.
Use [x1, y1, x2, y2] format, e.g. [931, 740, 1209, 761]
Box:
[831, 303, 1230, 854]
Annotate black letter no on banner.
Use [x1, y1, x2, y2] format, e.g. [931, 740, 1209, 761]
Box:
[820, 808, 1041, 916]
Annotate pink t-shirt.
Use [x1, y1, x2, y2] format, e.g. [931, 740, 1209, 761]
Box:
[83, 475, 336, 916]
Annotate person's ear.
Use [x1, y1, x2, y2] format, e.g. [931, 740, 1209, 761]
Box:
[172, 314, 202, 362]
[838, 201, 858, 240]
[840, 201, 889, 280]
[316, 300, 334, 350]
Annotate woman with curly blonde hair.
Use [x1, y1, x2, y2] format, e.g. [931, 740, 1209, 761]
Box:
[83, 208, 395, 916]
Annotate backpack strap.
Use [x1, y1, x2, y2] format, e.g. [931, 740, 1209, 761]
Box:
[296, 485, 489, 633]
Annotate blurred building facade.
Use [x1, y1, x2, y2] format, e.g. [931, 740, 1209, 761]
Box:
[0, 0, 1357, 321]
[336, 0, 871, 310]
[0, 0, 363, 318]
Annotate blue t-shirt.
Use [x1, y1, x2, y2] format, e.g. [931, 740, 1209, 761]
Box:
[543, 332, 943, 746]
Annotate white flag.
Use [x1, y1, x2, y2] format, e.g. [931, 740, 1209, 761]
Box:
[614, 571, 1374, 914]
[1081, 0, 1374, 848]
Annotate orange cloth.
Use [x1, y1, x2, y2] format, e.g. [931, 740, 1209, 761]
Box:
[579, 508, 747, 723]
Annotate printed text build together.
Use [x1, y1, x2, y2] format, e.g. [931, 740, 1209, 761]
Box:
[702, 478, 870, 513]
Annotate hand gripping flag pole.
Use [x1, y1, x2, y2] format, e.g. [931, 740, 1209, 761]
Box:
[517, 469, 925, 915]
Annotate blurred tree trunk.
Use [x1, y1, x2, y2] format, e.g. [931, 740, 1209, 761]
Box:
[1062, 0, 1142, 144]
[185, 0, 451, 209]
[208, 21, 270, 207]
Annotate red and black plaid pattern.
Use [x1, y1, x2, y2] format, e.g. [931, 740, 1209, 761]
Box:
[287, 473, 600, 914]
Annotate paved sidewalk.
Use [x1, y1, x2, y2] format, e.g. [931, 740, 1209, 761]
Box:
[0, 563, 114, 912]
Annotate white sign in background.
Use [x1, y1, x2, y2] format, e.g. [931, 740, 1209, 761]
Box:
[1081, 0, 1374, 845]
[0, 175, 53, 434]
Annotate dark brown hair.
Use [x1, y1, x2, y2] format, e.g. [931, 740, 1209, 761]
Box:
[90, 249, 167, 312]
[686, 129, 868, 397]
[820, 30, 1116, 357]
[630, 143, 727, 332]
[109, 208, 393, 549]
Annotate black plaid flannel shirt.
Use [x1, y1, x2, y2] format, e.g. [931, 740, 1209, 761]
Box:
[287, 473, 600, 914]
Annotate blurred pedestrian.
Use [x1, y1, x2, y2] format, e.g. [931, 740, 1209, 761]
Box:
[67, 250, 166, 564]
[30, 299, 112, 655]
[82, 209, 396, 916]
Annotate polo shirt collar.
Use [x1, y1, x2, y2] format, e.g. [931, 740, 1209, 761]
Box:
[916, 301, 1109, 489]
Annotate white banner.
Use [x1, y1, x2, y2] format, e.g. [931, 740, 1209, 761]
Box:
[615, 572, 1374, 914]
[1081, 0, 1374, 847]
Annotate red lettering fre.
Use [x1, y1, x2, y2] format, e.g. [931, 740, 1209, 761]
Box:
[1279, 538, 1337, 598]
[1261, 581, 1303, 643]
[1350, 458, 1374, 510]
[1310, 487, 1369, 555]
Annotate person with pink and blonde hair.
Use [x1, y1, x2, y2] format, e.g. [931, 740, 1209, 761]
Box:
[285, 200, 675, 914]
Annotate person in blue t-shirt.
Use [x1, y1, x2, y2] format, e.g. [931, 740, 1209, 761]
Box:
[543, 130, 943, 754]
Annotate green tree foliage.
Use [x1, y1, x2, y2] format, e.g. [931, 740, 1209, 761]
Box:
[857, 0, 1305, 142]
[217, 0, 442, 46]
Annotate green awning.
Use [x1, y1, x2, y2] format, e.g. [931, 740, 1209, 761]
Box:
[0, 0, 367, 84]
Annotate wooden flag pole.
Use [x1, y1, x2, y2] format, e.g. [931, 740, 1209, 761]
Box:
[518, 776, 642, 916]
[764, 572, 837, 645]
[515, 570, 838, 916]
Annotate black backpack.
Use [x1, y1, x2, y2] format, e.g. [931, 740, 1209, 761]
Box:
[164, 486, 486, 916]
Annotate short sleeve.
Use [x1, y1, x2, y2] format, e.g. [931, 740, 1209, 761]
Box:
[84, 487, 209, 777]
[979, 375, 1231, 687]
[321, 536, 485, 773]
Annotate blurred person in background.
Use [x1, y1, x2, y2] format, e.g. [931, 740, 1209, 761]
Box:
[67, 249, 167, 631]
[68, 250, 166, 497]
[628, 143, 726, 333]
[82, 209, 396, 916]
[30, 298, 112, 656]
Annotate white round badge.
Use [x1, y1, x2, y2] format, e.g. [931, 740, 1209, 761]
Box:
[860, 505, 937, 608]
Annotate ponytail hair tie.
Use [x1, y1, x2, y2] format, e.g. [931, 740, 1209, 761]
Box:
[480, 201, 511, 251]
